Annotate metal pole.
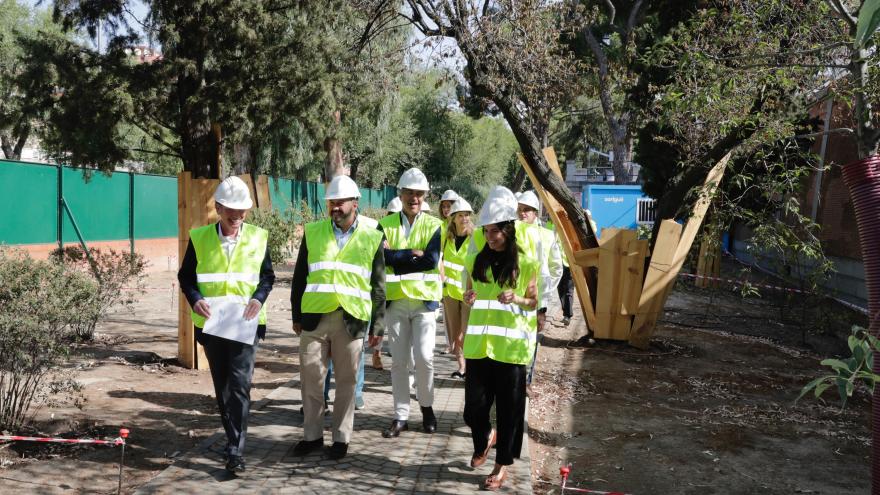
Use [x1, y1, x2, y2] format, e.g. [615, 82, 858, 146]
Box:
[61, 198, 99, 280]
[129, 171, 135, 256]
[117, 428, 129, 495]
[57, 164, 63, 252]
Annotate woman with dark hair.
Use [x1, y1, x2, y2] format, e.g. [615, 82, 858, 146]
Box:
[441, 198, 474, 378]
[462, 186, 538, 491]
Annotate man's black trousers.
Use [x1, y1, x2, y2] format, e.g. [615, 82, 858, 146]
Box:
[198, 331, 258, 457]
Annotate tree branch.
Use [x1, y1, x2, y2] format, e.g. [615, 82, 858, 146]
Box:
[825, 0, 857, 31]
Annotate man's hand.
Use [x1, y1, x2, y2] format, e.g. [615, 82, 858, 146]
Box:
[537, 311, 546, 333]
[292, 322, 302, 335]
[193, 299, 211, 319]
[464, 290, 476, 305]
[411, 249, 424, 258]
[368, 335, 383, 349]
[383, 240, 390, 250]
[497, 290, 516, 304]
[243, 299, 262, 320]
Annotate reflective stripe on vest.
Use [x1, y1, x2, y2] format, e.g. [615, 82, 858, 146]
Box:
[190, 223, 269, 328]
[379, 212, 442, 301]
[300, 218, 383, 321]
[441, 231, 470, 301]
[462, 253, 539, 365]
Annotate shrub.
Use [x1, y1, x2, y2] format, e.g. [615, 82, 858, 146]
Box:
[49, 246, 147, 341]
[247, 205, 298, 264]
[0, 249, 95, 430]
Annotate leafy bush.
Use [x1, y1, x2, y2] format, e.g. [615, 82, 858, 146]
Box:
[0, 249, 95, 430]
[247, 200, 315, 263]
[799, 326, 878, 407]
[50, 246, 146, 341]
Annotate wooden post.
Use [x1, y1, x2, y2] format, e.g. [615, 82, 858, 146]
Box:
[177, 173, 220, 369]
[628, 152, 731, 348]
[517, 148, 598, 331]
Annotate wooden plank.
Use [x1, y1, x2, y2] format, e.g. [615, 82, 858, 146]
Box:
[177, 172, 195, 369]
[609, 230, 637, 340]
[593, 229, 621, 338]
[572, 247, 600, 267]
[620, 238, 649, 316]
[695, 239, 709, 288]
[255, 174, 272, 210]
[237, 173, 257, 209]
[517, 149, 598, 330]
[629, 220, 683, 348]
[671, 154, 730, 269]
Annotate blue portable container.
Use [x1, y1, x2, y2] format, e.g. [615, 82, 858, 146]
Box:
[581, 185, 653, 238]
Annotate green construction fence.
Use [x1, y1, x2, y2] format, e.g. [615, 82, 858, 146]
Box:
[0, 159, 396, 247]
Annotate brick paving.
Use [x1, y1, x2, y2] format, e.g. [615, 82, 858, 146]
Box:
[135, 325, 533, 494]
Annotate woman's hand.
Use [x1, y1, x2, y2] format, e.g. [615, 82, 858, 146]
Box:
[497, 290, 516, 304]
[464, 289, 477, 305]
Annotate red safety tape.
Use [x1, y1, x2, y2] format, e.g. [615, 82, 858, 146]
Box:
[678, 272, 806, 294]
[560, 465, 631, 495]
[121, 283, 177, 291]
[0, 435, 125, 446]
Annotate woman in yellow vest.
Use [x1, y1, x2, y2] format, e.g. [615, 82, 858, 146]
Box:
[438, 189, 460, 353]
[462, 186, 538, 491]
[441, 197, 474, 378]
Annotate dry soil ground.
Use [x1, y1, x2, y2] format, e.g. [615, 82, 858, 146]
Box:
[0, 260, 871, 494]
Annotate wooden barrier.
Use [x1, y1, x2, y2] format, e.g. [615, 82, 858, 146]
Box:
[517, 147, 730, 348]
[176, 173, 271, 370]
[695, 237, 721, 288]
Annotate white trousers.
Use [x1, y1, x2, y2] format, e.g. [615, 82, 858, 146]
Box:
[386, 297, 436, 420]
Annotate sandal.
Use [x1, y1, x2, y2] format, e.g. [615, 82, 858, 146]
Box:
[451, 370, 465, 379]
[483, 468, 507, 491]
[470, 429, 496, 468]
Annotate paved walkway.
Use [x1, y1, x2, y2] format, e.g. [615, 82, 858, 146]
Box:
[135, 327, 533, 494]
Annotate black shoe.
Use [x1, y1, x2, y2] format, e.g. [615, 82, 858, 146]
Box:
[451, 370, 465, 379]
[225, 455, 246, 473]
[327, 442, 348, 460]
[421, 406, 437, 434]
[293, 438, 324, 456]
[382, 419, 408, 438]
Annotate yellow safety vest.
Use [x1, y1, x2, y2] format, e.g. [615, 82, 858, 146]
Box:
[463, 253, 539, 365]
[470, 220, 539, 258]
[190, 223, 268, 328]
[379, 212, 443, 301]
[300, 218, 383, 321]
[441, 231, 471, 301]
[546, 220, 569, 268]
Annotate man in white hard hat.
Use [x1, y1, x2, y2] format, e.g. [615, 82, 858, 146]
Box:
[379, 167, 443, 438]
[177, 176, 275, 474]
[290, 174, 386, 460]
[516, 190, 563, 396]
[516, 190, 563, 331]
[386, 196, 402, 213]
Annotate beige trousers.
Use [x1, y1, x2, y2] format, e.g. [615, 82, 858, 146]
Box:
[442, 296, 470, 354]
[299, 310, 362, 444]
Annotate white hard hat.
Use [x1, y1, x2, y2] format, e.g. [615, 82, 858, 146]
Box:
[387, 197, 402, 213]
[397, 167, 430, 191]
[517, 190, 541, 211]
[440, 189, 460, 202]
[449, 197, 473, 215]
[422, 201, 432, 211]
[477, 186, 518, 227]
[325, 175, 361, 200]
[214, 176, 253, 210]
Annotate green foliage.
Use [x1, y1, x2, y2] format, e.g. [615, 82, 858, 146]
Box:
[856, 0, 880, 49]
[0, 249, 94, 430]
[50, 246, 147, 341]
[799, 326, 880, 408]
[246, 206, 301, 264]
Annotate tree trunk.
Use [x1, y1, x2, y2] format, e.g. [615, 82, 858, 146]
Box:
[1, 129, 28, 160]
[510, 166, 528, 192]
[323, 136, 345, 181]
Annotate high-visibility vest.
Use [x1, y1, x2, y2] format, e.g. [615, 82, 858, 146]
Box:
[470, 220, 539, 258]
[190, 223, 268, 328]
[441, 231, 471, 301]
[546, 220, 570, 268]
[379, 212, 443, 301]
[300, 218, 383, 321]
[462, 253, 539, 365]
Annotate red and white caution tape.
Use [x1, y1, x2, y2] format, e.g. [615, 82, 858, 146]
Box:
[0, 428, 128, 447]
[678, 272, 806, 294]
[560, 465, 631, 495]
